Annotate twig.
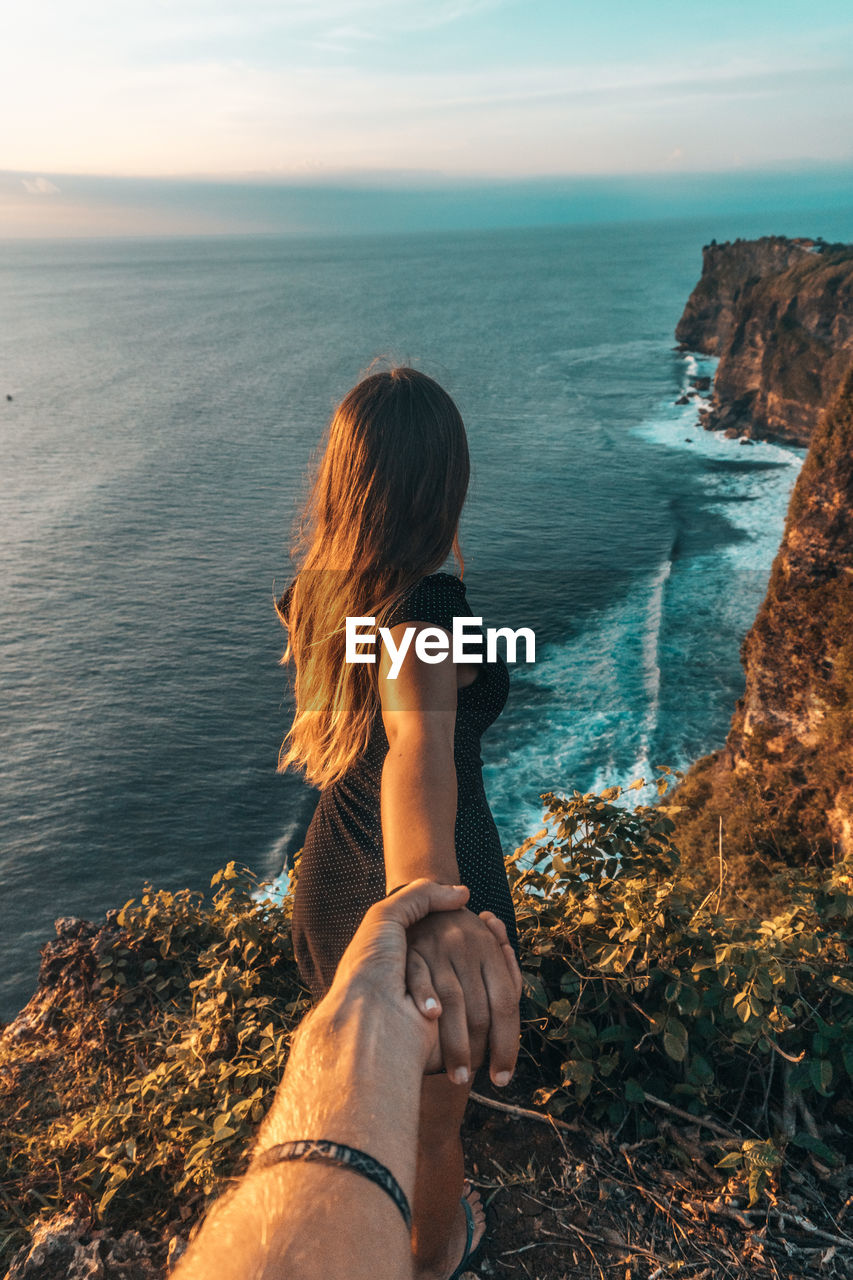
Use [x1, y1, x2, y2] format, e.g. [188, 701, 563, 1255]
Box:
[469, 1089, 579, 1132]
[549, 1222, 664, 1263]
[0, 1181, 29, 1226]
[689, 820, 727, 925]
[632, 1183, 693, 1246]
[660, 1122, 722, 1185]
[488, 1155, 536, 1189]
[636, 1090, 742, 1142]
[793, 1093, 836, 1178]
[716, 817, 726, 912]
[795, 1092, 821, 1140]
[519, 1189, 554, 1211]
[781, 1061, 796, 1138]
[561, 1224, 607, 1280]
[691, 1198, 756, 1231]
[728, 1054, 754, 1128]
[696, 1200, 853, 1250]
[500, 1241, 554, 1255]
[762, 1037, 775, 1132]
[649, 1269, 712, 1280]
[773, 1209, 853, 1250]
[764, 1036, 805, 1065]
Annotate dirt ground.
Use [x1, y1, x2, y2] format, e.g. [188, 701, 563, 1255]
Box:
[461, 1086, 852, 1280]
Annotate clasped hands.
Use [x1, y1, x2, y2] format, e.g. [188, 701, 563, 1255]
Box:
[329, 880, 523, 1088]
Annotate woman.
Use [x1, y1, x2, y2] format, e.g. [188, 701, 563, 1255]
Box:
[276, 366, 519, 1280]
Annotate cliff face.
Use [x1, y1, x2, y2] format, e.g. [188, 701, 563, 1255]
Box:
[676, 236, 853, 445]
[675, 367, 853, 887]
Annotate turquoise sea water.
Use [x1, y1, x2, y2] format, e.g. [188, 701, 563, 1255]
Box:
[2, 212, 850, 1019]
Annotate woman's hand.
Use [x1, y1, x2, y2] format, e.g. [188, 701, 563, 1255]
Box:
[296, 879, 473, 1078]
[404, 905, 522, 1087]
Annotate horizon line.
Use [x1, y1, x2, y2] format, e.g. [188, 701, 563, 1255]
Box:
[6, 161, 853, 187]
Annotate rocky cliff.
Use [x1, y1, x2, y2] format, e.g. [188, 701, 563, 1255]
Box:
[676, 236, 853, 445]
[674, 365, 853, 895]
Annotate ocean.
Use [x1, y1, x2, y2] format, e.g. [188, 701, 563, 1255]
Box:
[2, 211, 850, 1020]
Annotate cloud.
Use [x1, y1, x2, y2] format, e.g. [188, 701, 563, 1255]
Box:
[3, 6, 851, 180]
[21, 176, 60, 195]
[5, 0, 509, 56]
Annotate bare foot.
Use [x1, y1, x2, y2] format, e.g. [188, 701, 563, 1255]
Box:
[443, 1181, 485, 1280]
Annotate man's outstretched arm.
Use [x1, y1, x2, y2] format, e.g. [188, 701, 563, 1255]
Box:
[173, 879, 520, 1280]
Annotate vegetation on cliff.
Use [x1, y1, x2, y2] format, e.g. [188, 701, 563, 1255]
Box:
[676, 235, 853, 445]
[674, 365, 853, 903]
[2, 781, 851, 1278]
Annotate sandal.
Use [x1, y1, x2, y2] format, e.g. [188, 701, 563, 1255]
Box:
[448, 1184, 485, 1280]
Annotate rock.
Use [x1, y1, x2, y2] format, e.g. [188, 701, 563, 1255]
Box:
[675, 366, 853, 876]
[0, 912, 128, 1045]
[675, 236, 853, 445]
[54, 917, 92, 939]
[675, 395, 691, 405]
[5, 1212, 161, 1279]
[166, 1235, 189, 1272]
[5, 1211, 99, 1280]
[110, 1230, 146, 1261]
[739, 437, 755, 446]
[689, 375, 712, 391]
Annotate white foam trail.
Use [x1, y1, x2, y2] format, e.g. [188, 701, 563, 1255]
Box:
[635, 556, 672, 782]
[484, 352, 805, 847]
[264, 828, 296, 874]
[485, 556, 677, 841]
[258, 818, 306, 891]
[632, 353, 804, 576]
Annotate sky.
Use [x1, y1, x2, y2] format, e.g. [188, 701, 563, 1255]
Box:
[2, 0, 853, 236]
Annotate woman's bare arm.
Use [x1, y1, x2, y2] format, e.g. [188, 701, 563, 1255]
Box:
[380, 621, 459, 891]
[378, 623, 520, 1086]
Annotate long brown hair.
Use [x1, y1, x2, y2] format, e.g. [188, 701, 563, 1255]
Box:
[276, 366, 470, 788]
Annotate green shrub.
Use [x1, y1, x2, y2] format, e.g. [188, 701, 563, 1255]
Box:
[0, 865, 309, 1261]
[510, 775, 852, 1199]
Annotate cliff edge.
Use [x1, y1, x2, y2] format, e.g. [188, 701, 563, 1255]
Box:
[676, 236, 853, 445]
[674, 365, 853, 896]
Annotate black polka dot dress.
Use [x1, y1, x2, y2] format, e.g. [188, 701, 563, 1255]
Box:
[290, 572, 518, 1001]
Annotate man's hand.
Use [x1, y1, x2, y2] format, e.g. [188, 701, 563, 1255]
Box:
[325, 883, 521, 1083]
[404, 906, 522, 1087]
[178, 880, 485, 1280]
[321, 879, 472, 1073]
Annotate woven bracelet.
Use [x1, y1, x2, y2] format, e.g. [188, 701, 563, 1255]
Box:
[252, 1139, 412, 1230]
